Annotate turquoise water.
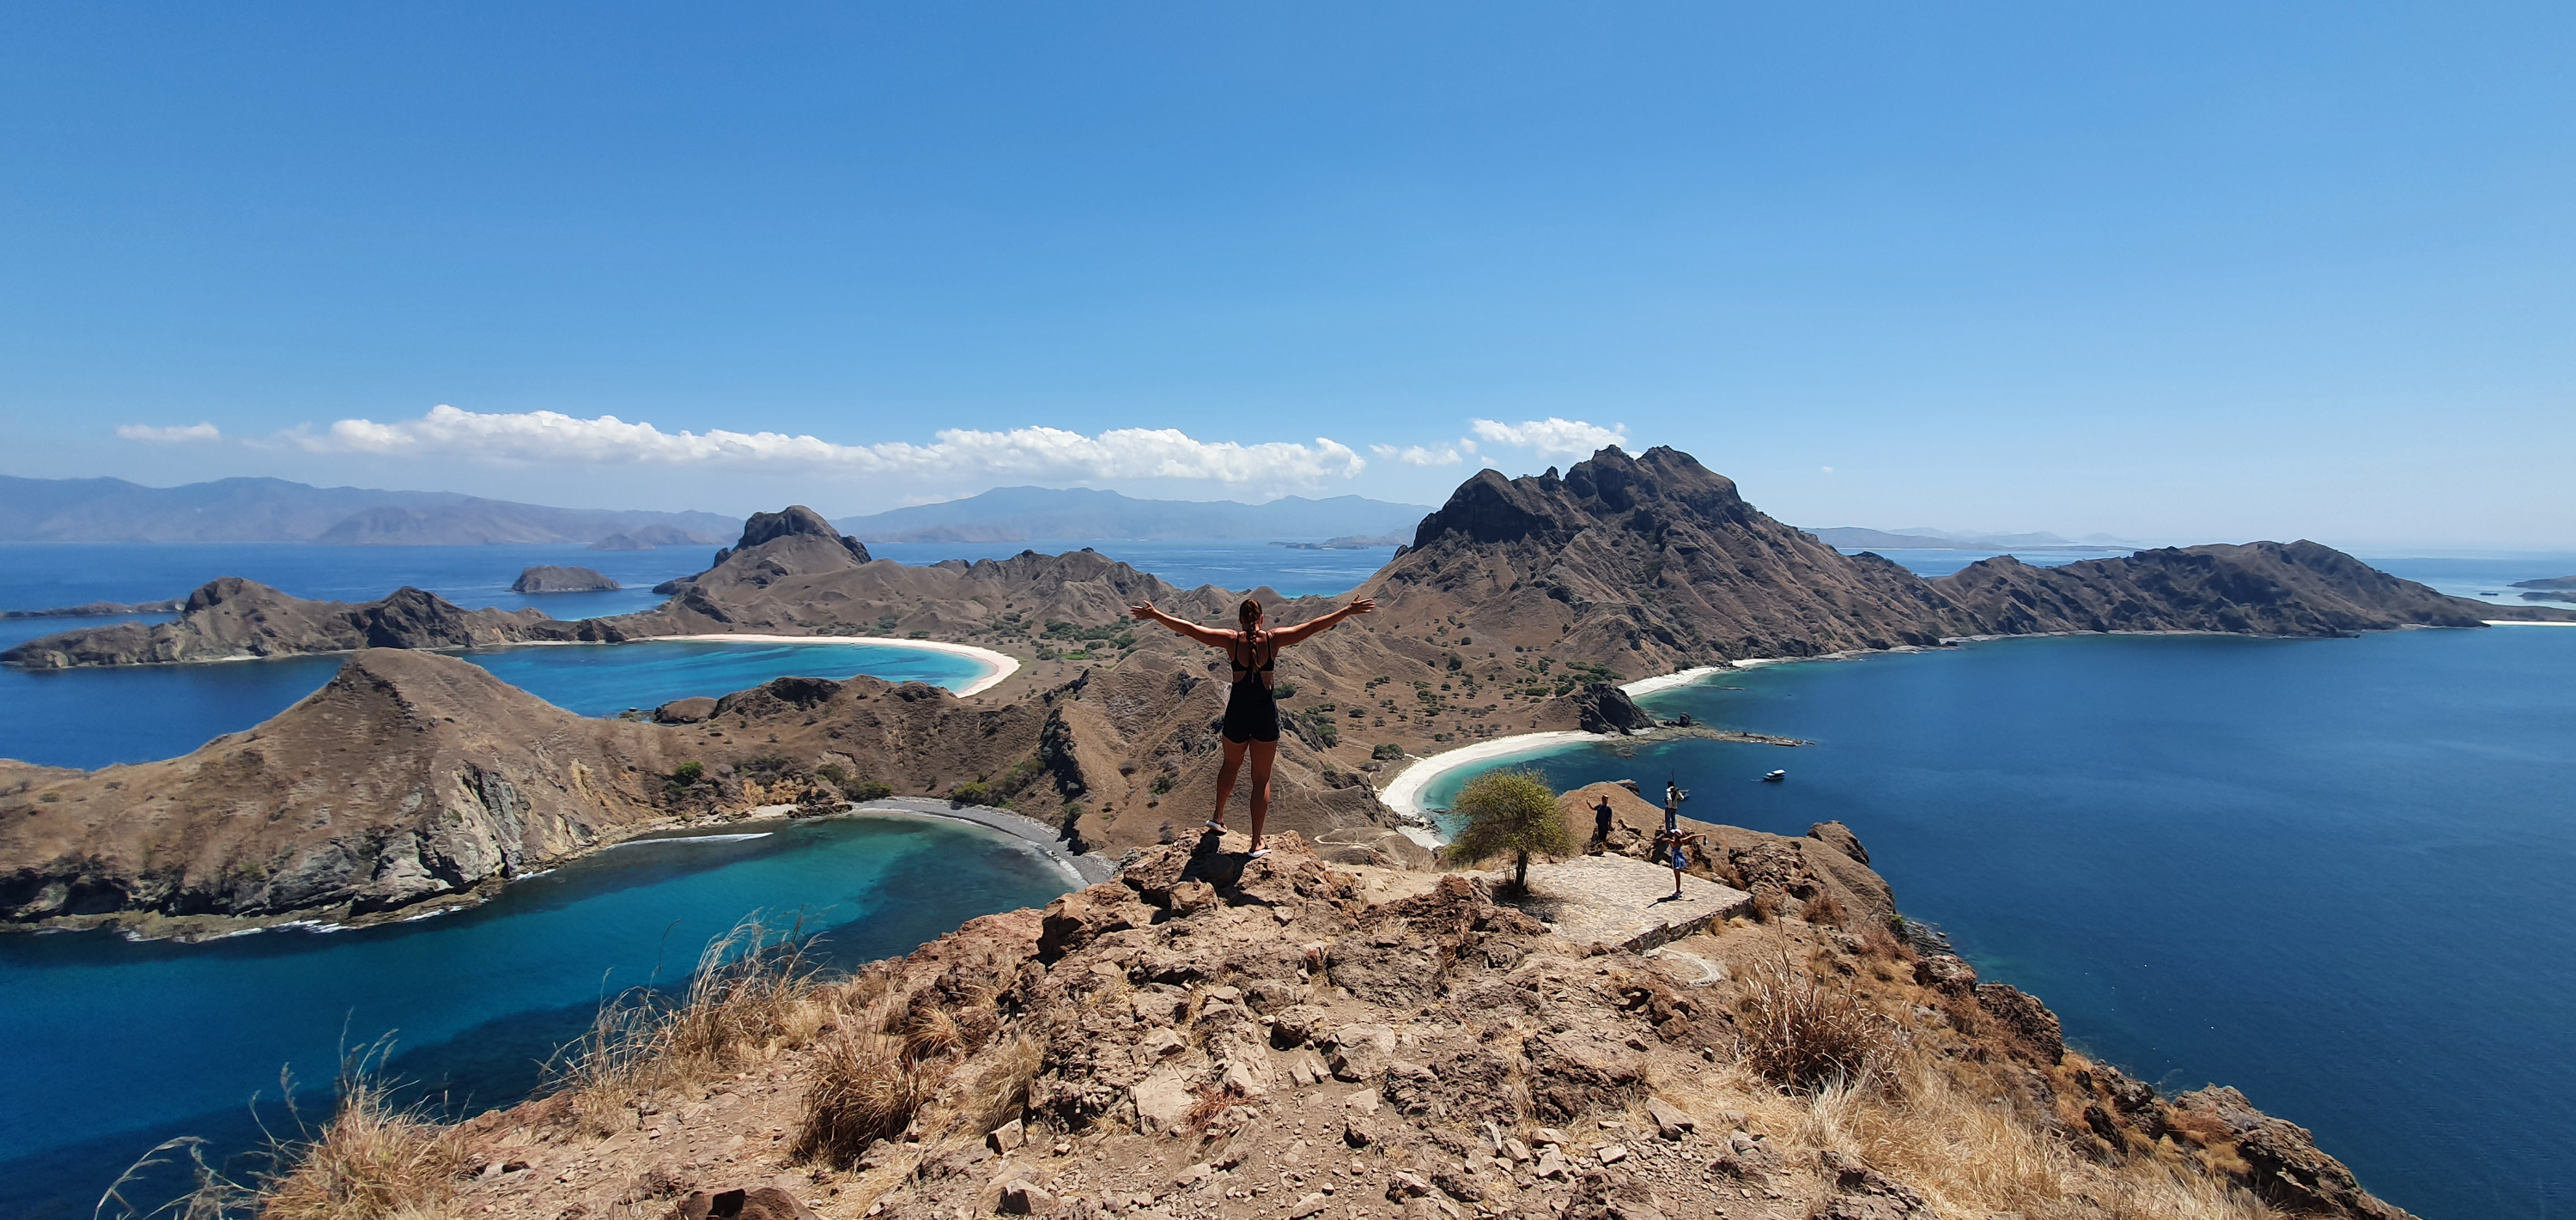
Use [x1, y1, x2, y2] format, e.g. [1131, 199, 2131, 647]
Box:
[1419, 627, 2576, 1218]
[0, 640, 992, 771]
[0, 812, 1073, 1219]
[458, 639, 990, 717]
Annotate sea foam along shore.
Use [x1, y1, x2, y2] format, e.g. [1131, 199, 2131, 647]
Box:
[645, 634, 1022, 697]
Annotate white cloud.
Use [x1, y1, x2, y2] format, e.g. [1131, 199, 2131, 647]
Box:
[1469, 417, 1627, 459]
[1371, 442, 1469, 467]
[295, 404, 1367, 487]
[114, 422, 222, 443]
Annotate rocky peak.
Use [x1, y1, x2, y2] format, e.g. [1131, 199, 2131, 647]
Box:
[180, 575, 284, 614]
[738, 506, 865, 554]
[702, 506, 871, 575]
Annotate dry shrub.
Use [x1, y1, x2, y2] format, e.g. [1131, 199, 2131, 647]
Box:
[551, 914, 826, 1133]
[1733, 950, 1900, 1092]
[1856, 919, 1906, 961]
[954, 1033, 1045, 1135]
[1797, 1053, 2274, 1219]
[1747, 890, 1781, 922]
[1800, 890, 1847, 927]
[793, 1029, 930, 1167]
[900, 1004, 967, 1062]
[258, 1054, 470, 1220]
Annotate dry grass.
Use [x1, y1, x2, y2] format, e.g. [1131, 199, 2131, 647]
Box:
[1798, 890, 1847, 926]
[256, 1053, 471, 1220]
[550, 914, 833, 1135]
[1798, 1053, 2275, 1219]
[1731, 947, 1902, 1092]
[792, 1027, 932, 1166]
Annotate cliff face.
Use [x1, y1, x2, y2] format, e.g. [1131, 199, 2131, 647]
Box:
[0, 577, 615, 669]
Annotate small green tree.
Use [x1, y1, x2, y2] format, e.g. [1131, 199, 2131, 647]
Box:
[1444, 769, 1575, 895]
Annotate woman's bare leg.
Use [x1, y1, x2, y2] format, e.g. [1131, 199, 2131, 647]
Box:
[1247, 740, 1279, 851]
[1212, 737, 1249, 829]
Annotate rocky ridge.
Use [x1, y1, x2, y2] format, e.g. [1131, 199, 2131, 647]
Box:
[398, 829, 2415, 1220]
[0, 576, 617, 669]
[0, 650, 1054, 934]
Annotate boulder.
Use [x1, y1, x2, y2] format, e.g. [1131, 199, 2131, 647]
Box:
[1806, 821, 1868, 864]
[1973, 984, 2065, 1064]
[655, 696, 720, 725]
[673, 1187, 819, 1220]
[1571, 683, 1658, 734]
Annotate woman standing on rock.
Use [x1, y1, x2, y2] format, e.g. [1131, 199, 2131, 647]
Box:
[1127, 594, 1376, 856]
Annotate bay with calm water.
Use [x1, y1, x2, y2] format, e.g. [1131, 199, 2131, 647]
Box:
[1418, 626, 2576, 1218]
[0, 813, 1074, 1220]
[3, 539, 2572, 1217]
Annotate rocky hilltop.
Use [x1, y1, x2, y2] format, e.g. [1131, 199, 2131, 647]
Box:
[0, 577, 616, 669]
[0, 649, 1060, 934]
[1357, 449, 1953, 670]
[316, 829, 2415, 1220]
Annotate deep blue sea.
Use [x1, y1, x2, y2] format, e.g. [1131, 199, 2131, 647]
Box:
[1419, 627, 2576, 1219]
[0, 813, 1073, 1220]
[4, 540, 2573, 1218]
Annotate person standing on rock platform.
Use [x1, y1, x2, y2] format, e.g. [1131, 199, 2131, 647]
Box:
[1128, 594, 1376, 857]
[1655, 786, 1689, 900]
[1590, 794, 1616, 853]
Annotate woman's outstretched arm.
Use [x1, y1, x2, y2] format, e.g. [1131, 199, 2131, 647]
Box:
[1270, 597, 1377, 646]
[1128, 600, 1236, 649]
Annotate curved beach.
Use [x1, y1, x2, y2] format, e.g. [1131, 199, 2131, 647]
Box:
[1379, 659, 1803, 828]
[645, 633, 1022, 696]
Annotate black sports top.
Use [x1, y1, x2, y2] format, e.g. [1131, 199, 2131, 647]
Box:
[1229, 631, 1276, 686]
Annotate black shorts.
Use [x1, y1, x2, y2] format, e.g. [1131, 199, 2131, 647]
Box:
[1221, 681, 1280, 744]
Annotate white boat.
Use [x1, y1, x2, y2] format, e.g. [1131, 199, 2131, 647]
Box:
[1760, 769, 1786, 783]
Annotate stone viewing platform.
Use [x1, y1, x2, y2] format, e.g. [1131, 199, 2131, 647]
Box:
[1486, 853, 1752, 952]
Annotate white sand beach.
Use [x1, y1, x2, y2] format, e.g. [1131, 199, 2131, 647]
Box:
[644, 634, 1022, 696]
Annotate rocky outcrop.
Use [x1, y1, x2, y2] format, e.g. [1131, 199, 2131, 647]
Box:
[2511, 574, 2576, 590]
[1570, 683, 1656, 735]
[511, 565, 622, 593]
[0, 578, 617, 669]
[410, 832, 2417, 1220]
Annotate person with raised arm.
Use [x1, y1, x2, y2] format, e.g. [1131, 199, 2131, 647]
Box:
[1127, 594, 1376, 856]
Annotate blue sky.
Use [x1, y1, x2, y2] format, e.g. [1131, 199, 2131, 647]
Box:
[1, 3, 2568, 547]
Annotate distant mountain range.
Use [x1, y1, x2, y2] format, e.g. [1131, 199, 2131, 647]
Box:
[0, 476, 734, 546]
[1807, 525, 2137, 551]
[832, 485, 1431, 543]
